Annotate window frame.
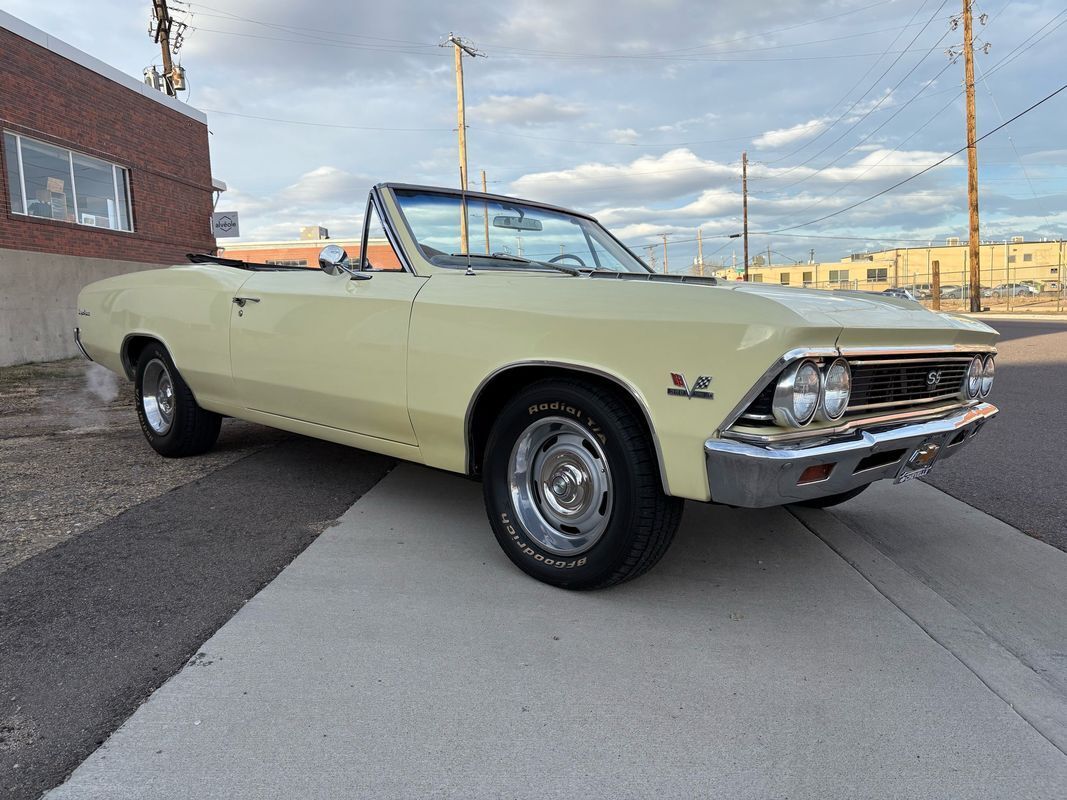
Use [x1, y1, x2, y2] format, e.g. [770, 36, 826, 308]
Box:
[3, 130, 134, 233]
[867, 267, 888, 282]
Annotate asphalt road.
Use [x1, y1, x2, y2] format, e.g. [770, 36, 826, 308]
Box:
[0, 437, 394, 800]
[924, 318, 1067, 550]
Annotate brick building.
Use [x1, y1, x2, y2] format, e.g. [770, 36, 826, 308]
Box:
[221, 237, 402, 271]
[0, 10, 220, 365]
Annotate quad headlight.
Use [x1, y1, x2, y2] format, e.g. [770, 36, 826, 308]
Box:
[963, 355, 983, 399]
[980, 354, 995, 397]
[818, 358, 852, 421]
[772, 359, 822, 427]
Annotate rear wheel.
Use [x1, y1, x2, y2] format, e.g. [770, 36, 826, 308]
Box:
[135, 343, 221, 457]
[482, 378, 682, 590]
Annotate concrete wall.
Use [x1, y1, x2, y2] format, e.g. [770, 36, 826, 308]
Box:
[0, 249, 160, 366]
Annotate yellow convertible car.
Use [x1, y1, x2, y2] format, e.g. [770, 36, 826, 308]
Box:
[74, 183, 998, 589]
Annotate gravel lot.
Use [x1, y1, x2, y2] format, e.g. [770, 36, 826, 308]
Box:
[0, 360, 287, 573]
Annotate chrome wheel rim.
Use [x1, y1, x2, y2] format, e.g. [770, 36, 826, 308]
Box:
[508, 416, 613, 556]
[141, 358, 175, 435]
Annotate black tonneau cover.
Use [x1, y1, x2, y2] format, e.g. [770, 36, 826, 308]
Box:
[186, 253, 312, 271]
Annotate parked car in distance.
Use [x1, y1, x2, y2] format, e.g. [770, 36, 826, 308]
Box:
[73, 183, 1001, 590]
[881, 287, 917, 300]
[991, 282, 1040, 298]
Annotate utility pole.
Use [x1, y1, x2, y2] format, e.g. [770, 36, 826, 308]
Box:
[443, 33, 483, 253]
[661, 234, 669, 274]
[151, 0, 176, 96]
[741, 151, 750, 281]
[767, 244, 772, 271]
[962, 1, 983, 311]
[481, 169, 490, 254]
[646, 245, 657, 272]
[697, 227, 704, 277]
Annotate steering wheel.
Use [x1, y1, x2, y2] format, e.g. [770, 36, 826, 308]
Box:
[549, 253, 587, 268]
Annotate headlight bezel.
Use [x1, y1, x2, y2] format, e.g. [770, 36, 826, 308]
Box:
[979, 354, 995, 397]
[816, 357, 852, 422]
[962, 354, 983, 400]
[772, 358, 823, 427]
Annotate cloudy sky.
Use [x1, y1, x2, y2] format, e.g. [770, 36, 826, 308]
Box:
[7, 0, 1067, 268]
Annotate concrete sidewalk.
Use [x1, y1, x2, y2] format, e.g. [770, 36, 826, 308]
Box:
[47, 465, 1067, 799]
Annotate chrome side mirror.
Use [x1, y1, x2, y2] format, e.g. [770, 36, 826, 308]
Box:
[319, 244, 372, 280]
[318, 244, 349, 275]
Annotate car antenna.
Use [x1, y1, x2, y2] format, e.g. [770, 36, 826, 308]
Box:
[461, 182, 474, 275]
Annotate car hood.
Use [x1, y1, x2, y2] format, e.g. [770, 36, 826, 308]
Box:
[724, 281, 999, 349]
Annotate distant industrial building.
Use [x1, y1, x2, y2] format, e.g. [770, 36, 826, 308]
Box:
[716, 238, 1064, 298]
[0, 10, 221, 365]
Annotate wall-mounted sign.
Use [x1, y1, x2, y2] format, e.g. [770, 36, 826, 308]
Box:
[211, 211, 240, 238]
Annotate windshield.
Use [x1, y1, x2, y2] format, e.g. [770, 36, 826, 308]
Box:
[391, 188, 650, 273]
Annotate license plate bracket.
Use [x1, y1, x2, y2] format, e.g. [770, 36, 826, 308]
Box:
[894, 439, 942, 484]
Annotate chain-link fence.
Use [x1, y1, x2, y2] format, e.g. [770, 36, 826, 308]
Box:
[772, 263, 1065, 313]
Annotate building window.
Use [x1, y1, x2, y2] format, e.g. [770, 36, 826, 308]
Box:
[828, 269, 849, 283]
[749, 273, 763, 283]
[3, 131, 132, 232]
[1008, 255, 1016, 263]
[1023, 253, 1033, 262]
[867, 268, 888, 282]
[780, 272, 790, 285]
[265, 259, 308, 267]
[802, 271, 813, 286]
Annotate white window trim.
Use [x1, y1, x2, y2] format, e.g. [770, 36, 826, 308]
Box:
[4, 131, 134, 233]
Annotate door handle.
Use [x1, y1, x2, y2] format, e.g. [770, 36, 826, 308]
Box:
[233, 296, 261, 307]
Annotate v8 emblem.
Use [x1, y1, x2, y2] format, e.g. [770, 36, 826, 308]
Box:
[668, 373, 714, 399]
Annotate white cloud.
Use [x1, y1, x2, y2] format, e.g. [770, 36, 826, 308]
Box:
[608, 128, 640, 144]
[468, 93, 585, 126]
[754, 117, 829, 149]
[509, 149, 737, 206]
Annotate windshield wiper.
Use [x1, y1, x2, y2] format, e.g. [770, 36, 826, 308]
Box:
[448, 252, 580, 276]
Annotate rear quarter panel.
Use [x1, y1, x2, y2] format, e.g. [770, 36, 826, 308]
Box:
[76, 265, 250, 409]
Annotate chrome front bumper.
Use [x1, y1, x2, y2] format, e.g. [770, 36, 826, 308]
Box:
[704, 402, 998, 508]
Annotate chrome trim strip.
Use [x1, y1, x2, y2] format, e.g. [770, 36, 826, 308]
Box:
[369, 186, 418, 276]
[839, 344, 997, 356]
[722, 400, 981, 445]
[705, 402, 998, 508]
[463, 360, 670, 495]
[847, 356, 976, 366]
[73, 327, 92, 362]
[847, 391, 962, 413]
[380, 181, 599, 222]
[715, 347, 839, 435]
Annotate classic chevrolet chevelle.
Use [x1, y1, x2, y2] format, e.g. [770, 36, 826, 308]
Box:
[74, 183, 998, 589]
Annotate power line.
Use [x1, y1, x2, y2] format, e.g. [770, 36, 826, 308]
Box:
[198, 109, 454, 132]
[760, 79, 1067, 234]
[761, 0, 940, 165]
[763, 0, 952, 176]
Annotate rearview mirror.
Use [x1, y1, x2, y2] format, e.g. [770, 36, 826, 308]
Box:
[493, 215, 542, 232]
[319, 244, 349, 275]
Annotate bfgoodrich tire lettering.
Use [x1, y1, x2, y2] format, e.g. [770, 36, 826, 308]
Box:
[482, 378, 682, 589]
[135, 343, 221, 458]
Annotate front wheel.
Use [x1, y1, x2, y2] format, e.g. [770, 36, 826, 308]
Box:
[135, 343, 221, 457]
[482, 378, 682, 590]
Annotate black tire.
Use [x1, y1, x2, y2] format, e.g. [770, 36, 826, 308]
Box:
[791, 484, 870, 509]
[482, 378, 683, 590]
[134, 342, 221, 457]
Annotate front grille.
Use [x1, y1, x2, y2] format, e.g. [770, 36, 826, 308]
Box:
[736, 353, 979, 428]
[845, 356, 972, 414]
